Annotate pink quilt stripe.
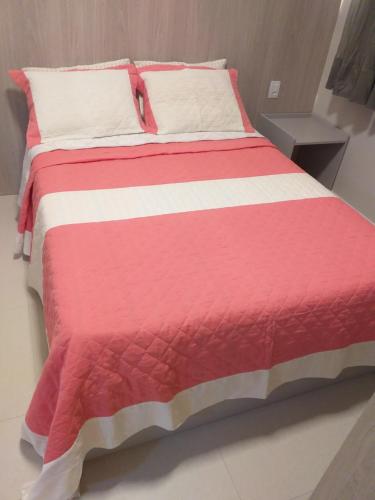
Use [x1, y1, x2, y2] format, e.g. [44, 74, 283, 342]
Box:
[18, 138, 281, 234]
[26, 197, 375, 463]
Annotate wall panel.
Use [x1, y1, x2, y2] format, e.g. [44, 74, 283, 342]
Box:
[0, 0, 340, 194]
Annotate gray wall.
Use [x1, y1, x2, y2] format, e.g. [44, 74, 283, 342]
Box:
[0, 0, 340, 194]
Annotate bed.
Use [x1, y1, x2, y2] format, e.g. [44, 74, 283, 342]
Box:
[11, 61, 375, 500]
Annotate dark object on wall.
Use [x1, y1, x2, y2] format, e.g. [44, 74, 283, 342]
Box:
[326, 0, 375, 109]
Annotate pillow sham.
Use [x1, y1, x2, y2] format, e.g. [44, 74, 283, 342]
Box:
[138, 67, 253, 134]
[135, 60, 226, 119]
[9, 63, 144, 146]
[134, 58, 226, 69]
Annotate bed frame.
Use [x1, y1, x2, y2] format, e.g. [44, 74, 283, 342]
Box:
[87, 365, 375, 459]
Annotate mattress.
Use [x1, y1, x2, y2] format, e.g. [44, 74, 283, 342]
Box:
[17, 133, 375, 499]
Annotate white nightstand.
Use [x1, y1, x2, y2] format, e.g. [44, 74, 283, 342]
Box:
[258, 113, 349, 189]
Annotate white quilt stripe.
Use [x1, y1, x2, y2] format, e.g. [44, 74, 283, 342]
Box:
[28, 172, 334, 297]
[37, 172, 332, 230]
[16, 132, 263, 256]
[18, 130, 263, 207]
[21, 341, 375, 500]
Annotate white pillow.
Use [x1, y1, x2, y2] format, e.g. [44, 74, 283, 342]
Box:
[134, 59, 226, 69]
[135, 60, 227, 118]
[140, 68, 252, 134]
[25, 68, 143, 142]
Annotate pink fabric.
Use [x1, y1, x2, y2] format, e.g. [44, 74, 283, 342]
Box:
[137, 66, 254, 133]
[9, 70, 41, 147]
[18, 138, 273, 234]
[20, 139, 375, 467]
[9, 64, 145, 147]
[228, 69, 253, 132]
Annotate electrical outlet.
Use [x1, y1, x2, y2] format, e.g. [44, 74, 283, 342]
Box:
[268, 80, 281, 98]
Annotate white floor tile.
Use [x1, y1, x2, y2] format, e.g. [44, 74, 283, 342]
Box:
[0, 195, 18, 226]
[0, 254, 30, 309]
[218, 374, 375, 500]
[79, 375, 375, 500]
[81, 423, 240, 500]
[0, 196, 30, 309]
[0, 416, 42, 500]
[0, 305, 39, 421]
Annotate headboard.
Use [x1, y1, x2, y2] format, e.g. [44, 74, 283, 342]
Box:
[0, 0, 340, 194]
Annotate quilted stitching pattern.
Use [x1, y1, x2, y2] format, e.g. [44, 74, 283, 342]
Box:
[28, 197, 375, 465]
[23, 141, 375, 472]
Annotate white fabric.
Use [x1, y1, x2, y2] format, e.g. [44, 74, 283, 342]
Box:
[16, 131, 263, 257]
[25, 69, 143, 142]
[21, 341, 375, 500]
[15, 230, 31, 257]
[134, 58, 226, 68]
[135, 60, 226, 118]
[141, 69, 244, 133]
[17, 131, 263, 207]
[23, 58, 131, 71]
[28, 172, 333, 299]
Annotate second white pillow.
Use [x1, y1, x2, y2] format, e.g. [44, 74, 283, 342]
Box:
[140, 69, 247, 134]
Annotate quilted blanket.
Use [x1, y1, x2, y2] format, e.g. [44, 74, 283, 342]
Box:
[18, 136, 375, 499]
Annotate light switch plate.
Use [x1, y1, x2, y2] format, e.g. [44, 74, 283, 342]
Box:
[268, 80, 281, 98]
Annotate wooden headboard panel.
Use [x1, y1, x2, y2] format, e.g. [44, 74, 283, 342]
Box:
[0, 0, 340, 194]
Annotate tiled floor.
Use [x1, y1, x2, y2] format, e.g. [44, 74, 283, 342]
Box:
[1, 194, 374, 500]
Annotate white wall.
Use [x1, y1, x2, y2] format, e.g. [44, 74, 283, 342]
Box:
[313, 0, 375, 222]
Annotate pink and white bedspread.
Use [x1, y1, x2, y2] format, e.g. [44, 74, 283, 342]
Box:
[18, 135, 375, 499]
